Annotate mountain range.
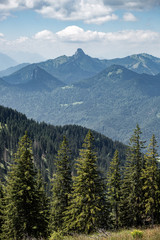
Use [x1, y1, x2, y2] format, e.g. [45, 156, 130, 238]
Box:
[0, 49, 160, 144]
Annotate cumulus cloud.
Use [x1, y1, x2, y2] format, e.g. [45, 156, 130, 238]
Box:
[34, 30, 55, 40]
[123, 12, 137, 21]
[0, 0, 116, 24]
[36, 0, 117, 24]
[0, 0, 159, 23]
[56, 26, 106, 42]
[103, 0, 160, 10]
[85, 14, 118, 24]
[0, 26, 160, 61]
[104, 30, 159, 42]
[55, 26, 159, 43]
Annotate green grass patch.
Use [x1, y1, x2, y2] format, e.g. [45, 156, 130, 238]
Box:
[55, 226, 160, 240]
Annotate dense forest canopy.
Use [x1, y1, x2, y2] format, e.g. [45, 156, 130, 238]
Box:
[0, 105, 126, 185]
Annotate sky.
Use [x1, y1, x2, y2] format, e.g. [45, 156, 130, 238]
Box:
[0, 0, 160, 63]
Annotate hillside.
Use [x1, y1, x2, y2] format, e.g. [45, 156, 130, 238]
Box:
[1, 49, 160, 84]
[0, 105, 126, 186]
[0, 62, 160, 144]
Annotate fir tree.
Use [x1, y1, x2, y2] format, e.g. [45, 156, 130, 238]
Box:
[141, 134, 160, 226]
[2, 132, 48, 240]
[107, 150, 121, 229]
[64, 130, 107, 234]
[50, 136, 72, 232]
[120, 124, 145, 227]
[36, 170, 50, 238]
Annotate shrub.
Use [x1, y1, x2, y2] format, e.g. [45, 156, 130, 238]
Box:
[131, 230, 143, 239]
[49, 231, 64, 240]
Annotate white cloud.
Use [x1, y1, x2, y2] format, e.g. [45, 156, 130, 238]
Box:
[16, 36, 29, 43]
[0, 33, 4, 38]
[103, 0, 160, 10]
[123, 12, 137, 21]
[0, 0, 159, 23]
[104, 30, 159, 42]
[36, 0, 116, 24]
[0, 26, 160, 61]
[56, 26, 106, 42]
[56, 26, 159, 43]
[34, 30, 55, 40]
[85, 14, 118, 24]
[0, 0, 115, 24]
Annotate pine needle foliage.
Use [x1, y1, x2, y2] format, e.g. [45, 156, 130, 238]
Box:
[107, 150, 121, 229]
[2, 132, 48, 240]
[50, 136, 72, 232]
[141, 134, 160, 226]
[64, 130, 107, 234]
[120, 124, 145, 227]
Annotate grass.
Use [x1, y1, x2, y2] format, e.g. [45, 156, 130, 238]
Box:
[60, 226, 160, 240]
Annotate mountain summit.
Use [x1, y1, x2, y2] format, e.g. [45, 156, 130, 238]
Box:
[74, 48, 85, 58]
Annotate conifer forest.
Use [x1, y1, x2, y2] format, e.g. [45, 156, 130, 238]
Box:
[0, 106, 160, 239]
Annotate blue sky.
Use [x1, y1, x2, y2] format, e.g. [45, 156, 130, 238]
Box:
[0, 0, 160, 63]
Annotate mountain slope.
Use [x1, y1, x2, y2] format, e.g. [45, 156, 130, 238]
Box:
[0, 64, 160, 144]
[1, 50, 160, 84]
[105, 53, 160, 75]
[3, 65, 65, 91]
[0, 63, 29, 77]
[37, 48, 106, 84]
[0, 105, 126, 185]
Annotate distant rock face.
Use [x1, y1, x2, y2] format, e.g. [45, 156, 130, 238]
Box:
[74, 48, 85, 58]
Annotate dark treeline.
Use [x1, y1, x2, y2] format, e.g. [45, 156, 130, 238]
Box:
[0, 123, 160, 239]
[0, 105, 126, 189]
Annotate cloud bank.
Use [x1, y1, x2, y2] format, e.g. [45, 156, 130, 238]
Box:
[0, 0, 159, 23]
[0, 26, 159, 61]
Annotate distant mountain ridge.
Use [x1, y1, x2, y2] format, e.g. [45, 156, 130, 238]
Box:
[0, 63, 29, 77]
[105, 53, 160, 75]
[0, 61, 160, 143]
[4, 66, 65, 91]
[0, 104, 126, 183]
[1, 49, 160, 84]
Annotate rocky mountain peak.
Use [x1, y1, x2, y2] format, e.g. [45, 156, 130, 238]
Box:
[74, 48, 85, 58]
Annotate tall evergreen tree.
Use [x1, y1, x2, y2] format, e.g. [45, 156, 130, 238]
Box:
[141, 134, 160, 226]
[120, 124, 145, 227]
[36, 170, 50, 238]
[50, 136, 72, 232]
[107, 150, 121, 229]
[64, 130, 107, 234]
[2, 132, 48, 240]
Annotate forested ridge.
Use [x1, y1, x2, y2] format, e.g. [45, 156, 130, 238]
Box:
[0, 105, 160, 239]
[0, 120, 160, 239]
[0, 105, 126, 185]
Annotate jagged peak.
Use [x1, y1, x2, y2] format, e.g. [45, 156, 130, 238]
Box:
[74, 48, 86, 58]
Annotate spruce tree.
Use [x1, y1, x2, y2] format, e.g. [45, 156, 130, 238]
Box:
[50, 136, 72, 232]
[36, 170, 50, 238]
[120, 124, 145, 227]
[141, 134, 160, 226]
[107, 150, 121, 229]
[2, 132, 48, 239]
[64, 130, 107, 234]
